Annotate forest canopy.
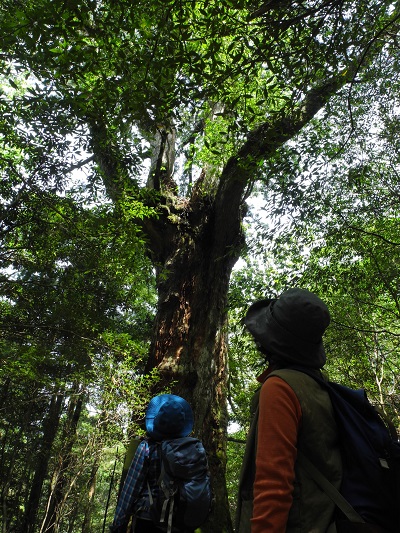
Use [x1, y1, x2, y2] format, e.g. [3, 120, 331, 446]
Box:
[1, 0, 400, 531]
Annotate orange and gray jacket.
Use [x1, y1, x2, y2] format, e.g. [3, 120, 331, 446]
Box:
[236, 369, 342, 533]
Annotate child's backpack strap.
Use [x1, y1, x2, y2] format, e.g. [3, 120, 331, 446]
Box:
[147, 440, 177, 533]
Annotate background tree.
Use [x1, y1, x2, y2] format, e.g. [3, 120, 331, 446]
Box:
[2, 0, 400, 531]
[0, 186, 156, 531]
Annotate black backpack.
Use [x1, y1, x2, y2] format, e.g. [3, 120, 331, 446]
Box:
[295, 370, 400, 532]
[147, 436, 212, 533]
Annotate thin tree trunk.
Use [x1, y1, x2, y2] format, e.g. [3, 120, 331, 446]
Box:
[21, 393, 64, 533]
[81, 460, 99, 533]
[67, 504, 79, 533]
[40, 389, 83, 533]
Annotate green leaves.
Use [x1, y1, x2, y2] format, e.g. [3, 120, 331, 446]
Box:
[2, 0, 400, 527]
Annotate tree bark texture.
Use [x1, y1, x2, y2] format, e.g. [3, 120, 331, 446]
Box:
[143, 192, 244, 533]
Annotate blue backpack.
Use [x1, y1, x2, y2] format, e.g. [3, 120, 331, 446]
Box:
[148, 437, 212, 533]
[298, 370, 400, 532]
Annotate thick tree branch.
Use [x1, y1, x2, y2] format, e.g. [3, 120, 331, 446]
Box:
[212, 64, 359, 250]
[225, 68, 356, 184]
[146, 125, 178, 194]
[88, 118, 133, 202]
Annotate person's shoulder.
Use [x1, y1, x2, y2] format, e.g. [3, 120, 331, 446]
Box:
[269, 368, 321, 382]
[267, 368, 325, 394]
[134, 437, 151, 455]
[262, 371, 300, 399]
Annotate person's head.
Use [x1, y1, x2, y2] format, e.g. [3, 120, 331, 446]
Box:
[145, 394, 194, 441]
[244, 288, 330, 369]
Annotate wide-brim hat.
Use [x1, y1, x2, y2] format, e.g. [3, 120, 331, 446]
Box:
[145, 394, 194, 441]
[244, 288, 330, 369]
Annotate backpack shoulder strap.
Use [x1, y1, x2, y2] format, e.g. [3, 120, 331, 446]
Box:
[284, 367, 368, 524]
[296, 449, 365, 524]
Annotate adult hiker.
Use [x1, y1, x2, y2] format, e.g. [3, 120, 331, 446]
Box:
[110, 394, 204, 533]
[236, 288, 342, 533]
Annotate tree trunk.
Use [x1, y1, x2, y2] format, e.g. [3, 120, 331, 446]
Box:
[143, 191, 244, 532]
[21, 393, 64, 533]
[81, 461, 99, 533]
[40, 389, 83, 533]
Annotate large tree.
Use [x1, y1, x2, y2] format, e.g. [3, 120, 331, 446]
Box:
[2, 1, 399, 530]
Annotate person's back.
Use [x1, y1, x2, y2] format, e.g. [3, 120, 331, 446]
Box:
[110, 394, 196, 533]
[236, 288, 342, 532]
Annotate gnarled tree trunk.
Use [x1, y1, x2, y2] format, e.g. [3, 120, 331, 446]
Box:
[143, 190, 244, 532]
[90, 63, 363, 532]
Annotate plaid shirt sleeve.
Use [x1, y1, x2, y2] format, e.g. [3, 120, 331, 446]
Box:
[112, 440, 149, 529]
